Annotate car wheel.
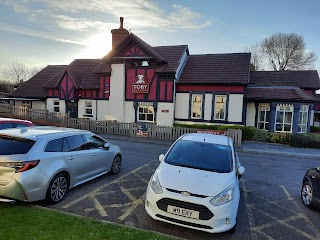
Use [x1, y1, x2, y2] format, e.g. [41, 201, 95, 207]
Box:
[110, 155, 121, 174]
[301, 181, 315, 208]
[46, 173, 69, 204]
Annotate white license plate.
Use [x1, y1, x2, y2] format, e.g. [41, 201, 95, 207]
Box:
[167, 205, 200, 219]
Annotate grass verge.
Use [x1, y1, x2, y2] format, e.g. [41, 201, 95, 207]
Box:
[0, 202, 173, 240]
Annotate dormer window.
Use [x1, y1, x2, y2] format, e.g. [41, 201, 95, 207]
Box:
[141, 61, 149, 67]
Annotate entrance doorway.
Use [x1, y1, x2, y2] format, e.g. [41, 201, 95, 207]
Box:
[66, 101, 78, 118]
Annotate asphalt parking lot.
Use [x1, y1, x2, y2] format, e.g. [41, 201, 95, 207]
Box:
[41, 138, 320, 240]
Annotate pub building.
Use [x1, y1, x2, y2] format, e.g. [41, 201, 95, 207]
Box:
[7, 18, 320, 133]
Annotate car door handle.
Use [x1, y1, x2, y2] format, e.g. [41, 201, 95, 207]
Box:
[92, 153, 96, 156]
[67, 156, 75, 160]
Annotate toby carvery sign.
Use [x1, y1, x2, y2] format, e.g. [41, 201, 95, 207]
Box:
[132, 74, 149, 94]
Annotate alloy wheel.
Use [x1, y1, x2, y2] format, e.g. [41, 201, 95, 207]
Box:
[302, 184, 313, 206]
[50, 176, 68, 202]
[111, 156, 121, 174]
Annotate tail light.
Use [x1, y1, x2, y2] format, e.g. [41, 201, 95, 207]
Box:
[0, 160, 40, 173]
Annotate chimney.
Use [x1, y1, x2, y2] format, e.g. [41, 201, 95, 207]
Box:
[111, 17, 129, 50]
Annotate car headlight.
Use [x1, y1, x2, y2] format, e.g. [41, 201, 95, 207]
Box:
[150, 172, 163, 194]
[210, 185, 234, 206]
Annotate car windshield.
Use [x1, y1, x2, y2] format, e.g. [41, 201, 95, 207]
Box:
[0, 135, 35, 155]
[165, 140, 232, 173]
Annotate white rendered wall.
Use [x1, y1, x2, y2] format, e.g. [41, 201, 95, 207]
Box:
[108, 64, 125, 122]
[204, 94, 212, 121]
[46, 99, 66, 113]
[97, 100, 110, 120]
[246, 102, 256, 127]
[31, 101, 46, 110]
[228, 94, 243, 122]
[124, 101, 135, 123]
[175, 93, 189, 119]
[78, 99, 97, 120]
[157, 102, 175, 126]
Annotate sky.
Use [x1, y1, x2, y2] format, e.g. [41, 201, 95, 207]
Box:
[0, 0, 319, 79]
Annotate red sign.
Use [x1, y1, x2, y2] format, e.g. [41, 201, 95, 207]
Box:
[132, 83, 149, 93]
[196, 129, 227, 136]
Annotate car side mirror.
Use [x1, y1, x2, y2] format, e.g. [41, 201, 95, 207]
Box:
[237, 166, 245, 179]
[103, 142, 111, 150]
[159, 154, 165, 162]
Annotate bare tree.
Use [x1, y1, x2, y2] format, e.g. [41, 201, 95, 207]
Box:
[2, 61, 44, 83]
[260, 33, 317, 71]
[245, 44, 264, 71]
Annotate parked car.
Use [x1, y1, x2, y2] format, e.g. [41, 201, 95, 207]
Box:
[145, 133, 245, 233]
[0, 117, 34, 130]
[301, 167, 320, 209]
[0, 126, 121, 203]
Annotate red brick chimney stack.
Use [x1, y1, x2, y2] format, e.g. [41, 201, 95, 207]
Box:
[111, 17, 129, 50]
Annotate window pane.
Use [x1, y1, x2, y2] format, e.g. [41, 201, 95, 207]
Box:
[82, 134, 104, 149]
[284, 124, 291, 132]
[285, 112, 292, 124]
[275, 124, 282, 131]
[66, 135, 86, 151]
[138, 107, 143, 113]
[139, 114, 145, 121]
[265, 111, 270, 122]
[258, 123, 264, 129]
[86, 108, 92, 114]
[276, 112, 284, 123]
[0, 136, 35, 155]
[45, 138, 63, 152]
[147, 114, 153, 121]
[259, 111, 265, 121]
[54, 107, 59, 112]
[265, 123, 269, 130]
[298, 125, 302, 132]
[85, 101, 92, 107]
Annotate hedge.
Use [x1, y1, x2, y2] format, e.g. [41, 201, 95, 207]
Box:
[174, 123, 320, 149]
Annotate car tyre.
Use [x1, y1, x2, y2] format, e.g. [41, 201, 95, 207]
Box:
[110, 155, 121, 174]
[301, 181, 315, 208]
[46, 173, 69, 204]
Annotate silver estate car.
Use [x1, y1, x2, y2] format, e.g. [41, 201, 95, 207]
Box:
[0, 126, 121, 203]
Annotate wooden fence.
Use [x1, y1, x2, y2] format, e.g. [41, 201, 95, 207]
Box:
[0, 104, 242, 147]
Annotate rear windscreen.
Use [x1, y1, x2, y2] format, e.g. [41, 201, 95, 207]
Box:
[0, 135, 35, 155]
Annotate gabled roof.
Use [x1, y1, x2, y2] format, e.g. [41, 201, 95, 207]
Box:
[178, 53, 251, 84]
[250, 71, 320, 89]
[103, 33, 167, 63]
[10, 65, 67, 99]
[43, 59, 102, 90]
[246, 86, 318, 102]
[154, 45, 188, 73]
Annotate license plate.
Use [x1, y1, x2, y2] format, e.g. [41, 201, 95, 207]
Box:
[167, 205, 200, 219]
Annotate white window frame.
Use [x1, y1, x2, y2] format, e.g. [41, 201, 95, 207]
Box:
[298, 105, 309, 133]
[85, 101, 93, 116]
[257, 103, 270, 130]
[138, 105, 154, 123]
[214, 95, 227, 120]
[275, 104, 294, 133]
[191, 94, 202, 119]
[53, 100, 60, 113]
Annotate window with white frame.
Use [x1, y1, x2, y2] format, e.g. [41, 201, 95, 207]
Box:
[53, 100, 60, 112]
[85, 101, 93, 116]
[214, 95, 226, 120]
[298, 105, 309, 133]
[275, 104, 293, 132]
[138, 105, 154, 122]
[191, 94, 202, 119]
[258, 103, 270, 130]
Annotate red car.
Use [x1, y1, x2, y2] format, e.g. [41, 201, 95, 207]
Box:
[0, 117, 34, 130]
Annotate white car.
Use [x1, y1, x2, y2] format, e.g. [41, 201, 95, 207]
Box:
[145, 133, 245, 233]
[0, 126, 121, 203]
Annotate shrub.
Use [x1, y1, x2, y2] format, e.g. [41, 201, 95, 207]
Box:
[252, 129, 271, 142]
[310, 126, 320, 132]
[270, 133, 290, 144]
[288, 134, 320, 148]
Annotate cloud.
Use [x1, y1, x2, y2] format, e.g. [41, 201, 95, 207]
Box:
[1, 0, 211, 32]
[0, 22, 86, 46]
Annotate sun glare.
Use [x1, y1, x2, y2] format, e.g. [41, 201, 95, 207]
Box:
[76, 34, 112, 59]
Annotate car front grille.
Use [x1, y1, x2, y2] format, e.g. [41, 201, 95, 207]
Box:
[156, 198, 214, 220]
[156, 214, 213, 229]
[166, 188, 208, 198]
